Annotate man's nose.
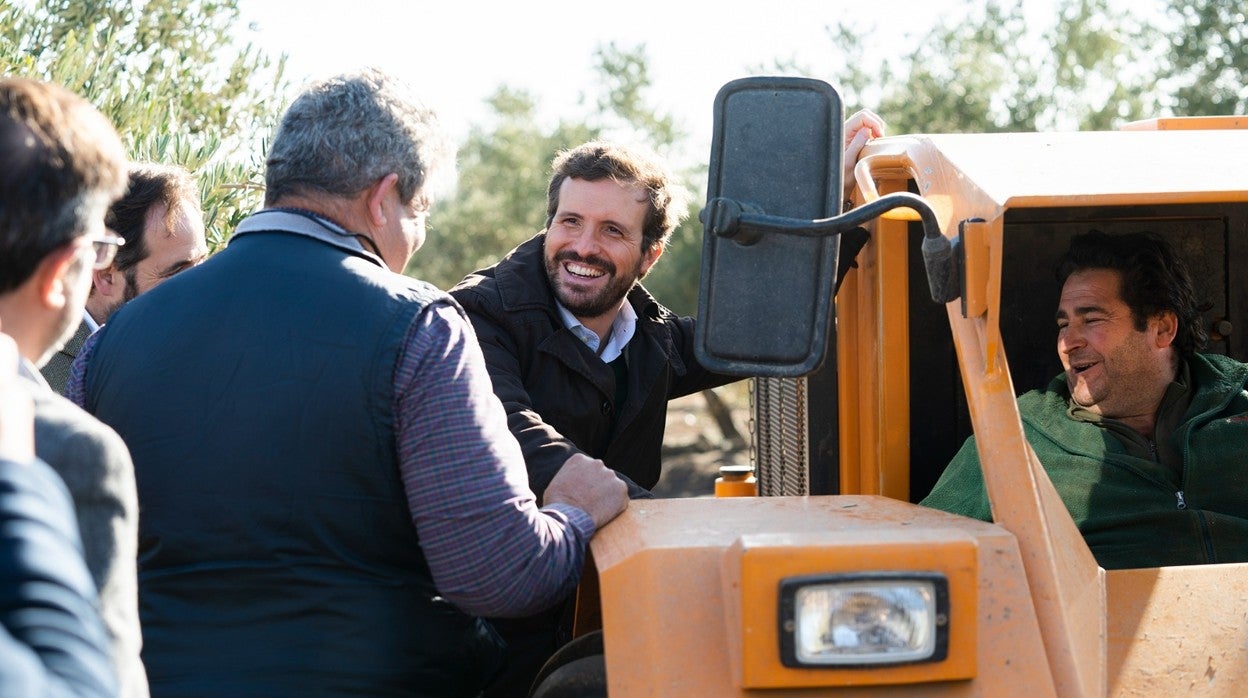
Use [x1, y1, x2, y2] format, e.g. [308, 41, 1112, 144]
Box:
[1059, 326, 1084, 354]
[568, 227, 600, 254]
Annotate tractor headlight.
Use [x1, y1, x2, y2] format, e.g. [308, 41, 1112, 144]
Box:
[779, 573, 949, 668]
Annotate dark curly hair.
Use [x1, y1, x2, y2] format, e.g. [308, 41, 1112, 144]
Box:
[1055, 230, 1207, 357]
[105, 163, 200, 273]
[545, 141, 689, 254]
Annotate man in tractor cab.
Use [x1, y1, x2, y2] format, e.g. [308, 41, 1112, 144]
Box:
[923, 230, 1248, 569]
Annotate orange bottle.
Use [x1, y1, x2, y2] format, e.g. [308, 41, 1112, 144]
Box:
[714, 464, 757, 497]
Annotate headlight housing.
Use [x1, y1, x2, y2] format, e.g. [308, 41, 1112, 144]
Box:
[779, 572, 949, 668]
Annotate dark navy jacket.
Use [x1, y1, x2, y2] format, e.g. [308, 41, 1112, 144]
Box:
[0, 456, 116, 697]
[84, 211, 502, 696]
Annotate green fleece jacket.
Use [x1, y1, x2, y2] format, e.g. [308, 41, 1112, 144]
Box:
[921, 353, 1248, 570]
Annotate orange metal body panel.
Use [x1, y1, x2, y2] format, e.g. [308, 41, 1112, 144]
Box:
[1120, 115, 1248, 131]
[729, 530, 977, 688]
[591, 496, 1058, 696]
[836, 176, 912, 500]
[1105, 563, 1248, 695]
[587, 499, 1248, 695]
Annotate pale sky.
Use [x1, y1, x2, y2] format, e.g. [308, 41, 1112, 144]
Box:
[235, 0, 980, 159]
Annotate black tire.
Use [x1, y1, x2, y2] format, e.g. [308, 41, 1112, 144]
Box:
[529, 655, 606, 698]
[528, 630, 606, 697]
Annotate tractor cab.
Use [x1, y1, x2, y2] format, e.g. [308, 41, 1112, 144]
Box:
[534, 77, 1248, 697]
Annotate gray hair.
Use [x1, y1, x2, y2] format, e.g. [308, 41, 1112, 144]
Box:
[264, 68, 454, 207]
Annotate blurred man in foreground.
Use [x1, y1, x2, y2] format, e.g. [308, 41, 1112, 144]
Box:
[0, 76, 146, 697]
[0, 327, 116, 697]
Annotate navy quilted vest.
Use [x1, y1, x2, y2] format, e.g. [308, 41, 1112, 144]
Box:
[86, 222, 502, 696]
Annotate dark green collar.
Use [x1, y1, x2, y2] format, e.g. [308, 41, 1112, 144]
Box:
[1067, 360, 1192, 468]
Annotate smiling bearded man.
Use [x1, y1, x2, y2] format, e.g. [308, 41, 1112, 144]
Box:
[452, 119, 886, 696]
[450, 141, 732, 697]
[453, 141, 721, 505]
[543, 176, 659, 325]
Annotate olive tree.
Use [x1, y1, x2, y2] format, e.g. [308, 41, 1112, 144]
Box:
[0, 0, 288, 249]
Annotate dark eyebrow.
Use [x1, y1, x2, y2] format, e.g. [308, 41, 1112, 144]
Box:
[556, 210, 635, 235]
[1056, 304, 1109, 321]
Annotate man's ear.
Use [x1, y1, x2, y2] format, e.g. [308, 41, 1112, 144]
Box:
[92, 265, 120, 298]
[638, 242, 664, 279]
[365, 173, 401, 229]
[1153, 310, 1179, 349]
[34, 243, 83, 311]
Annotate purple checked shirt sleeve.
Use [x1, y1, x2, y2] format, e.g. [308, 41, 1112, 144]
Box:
[65, 332, 98, 410]
[66, 299, 590, 618]
[395, 300, 596, 618]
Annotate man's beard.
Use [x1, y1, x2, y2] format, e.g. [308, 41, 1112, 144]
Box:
[100, 269, 138, 323]
[545, 250, 642, 319]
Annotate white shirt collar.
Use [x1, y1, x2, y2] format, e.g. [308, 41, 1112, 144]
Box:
[18, 357, 50, 389]
[556, 299, 637, 363]
[82, 309, 100, 333]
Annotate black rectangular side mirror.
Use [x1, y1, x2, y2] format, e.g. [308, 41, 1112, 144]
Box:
[695, 77, 844, 377]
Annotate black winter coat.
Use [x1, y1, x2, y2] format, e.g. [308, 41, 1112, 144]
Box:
[451, 233, 735, 498]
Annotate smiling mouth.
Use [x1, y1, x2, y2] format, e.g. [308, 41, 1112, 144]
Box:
[1070, 360, 1097, 375]
[564, 261, 605, 279]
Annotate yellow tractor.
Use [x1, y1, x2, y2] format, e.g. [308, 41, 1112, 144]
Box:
[534, 77, 1248, 697]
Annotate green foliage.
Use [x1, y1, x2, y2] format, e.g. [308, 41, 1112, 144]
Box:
[640, 200, 704, 317]
[877, 3, 1030, 134]
[412, 42, 707, 313]
[764, 0, 1245, 134]
[1164, 0, 1248, 115]
[591, 42, 684, 149]
[417, 0, 1248, 313]
[859, 0, 1161, 133]
[407, 87, 598, 290]
[835, 0, 1246, 134]
[17, 0, 1232, 315]
[0, 0, 287, 250]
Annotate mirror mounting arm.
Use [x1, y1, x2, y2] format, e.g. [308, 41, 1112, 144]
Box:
[701, 192, 959, 304]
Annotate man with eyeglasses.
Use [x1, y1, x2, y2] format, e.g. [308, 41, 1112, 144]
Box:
[0, 77, 148, 697]
[41, 163, 209, 394]
[71, 69, 629, 696]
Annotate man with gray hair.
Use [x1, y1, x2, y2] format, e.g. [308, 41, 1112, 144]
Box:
[72, 68, 628, 696]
